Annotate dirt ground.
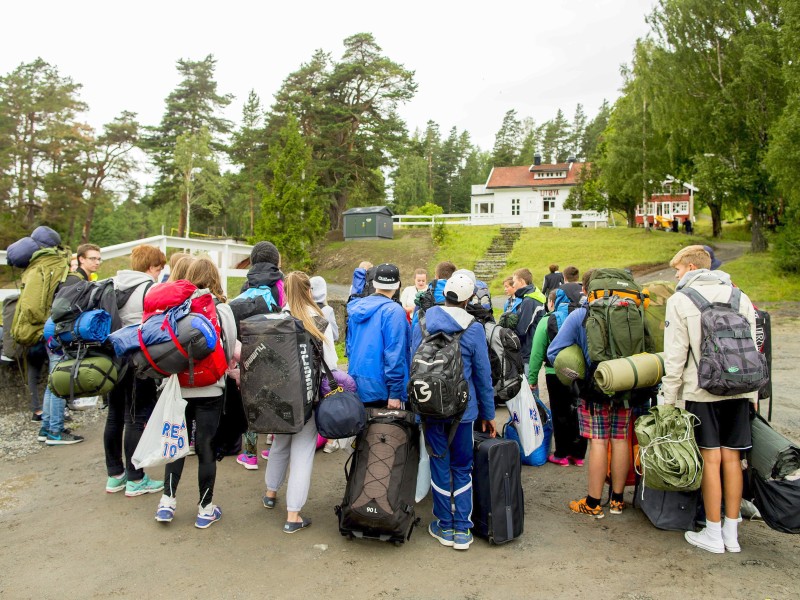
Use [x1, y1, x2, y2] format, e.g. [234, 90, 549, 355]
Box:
[1, 322, 799, 600]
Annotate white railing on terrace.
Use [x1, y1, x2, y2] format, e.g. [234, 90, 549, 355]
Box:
[1, 235, 253, 296]
[393, 211, 608, 227]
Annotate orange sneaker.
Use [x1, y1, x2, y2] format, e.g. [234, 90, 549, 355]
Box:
[569, 497, 605, 519]
[610, 499, 625, 515]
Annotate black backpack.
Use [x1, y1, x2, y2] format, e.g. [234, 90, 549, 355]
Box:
[484, 322, 523, 403]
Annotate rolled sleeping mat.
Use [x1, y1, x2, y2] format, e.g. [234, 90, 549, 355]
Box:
[594, 352, 665, 394]
[554, 344, 586, 387]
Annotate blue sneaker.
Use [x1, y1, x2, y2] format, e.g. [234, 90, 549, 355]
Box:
[453, 530, 473, 550]
[428, 520, 454, 547]
[195, 504, 222, 529]
[37, 428, 48, 443]
[155, 495, 176, 523]
[125, 474, 164, 497]
[106, 473, 128, 493]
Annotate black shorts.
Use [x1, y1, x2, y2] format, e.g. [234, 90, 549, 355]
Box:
[685, 399, 752, 450]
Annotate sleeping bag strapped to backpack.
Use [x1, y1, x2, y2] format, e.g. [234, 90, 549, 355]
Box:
[11, 246, 71, 347]
[2, 294, 23, 361]
[134, 281, 227, 387]
[239, 312, 323, 434]
[49, 350, 119, 399]
[49, 278, 122, 340]
[484, 321, 523, 403]
[44, 309, 112, 348]
[5, 226, 62, 269]
[229, 284, 279, 330]
[583, 268, 655, 404]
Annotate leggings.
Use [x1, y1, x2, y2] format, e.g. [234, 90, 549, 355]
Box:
[163, 394, 223, 507]
[265, 414, 318, 513]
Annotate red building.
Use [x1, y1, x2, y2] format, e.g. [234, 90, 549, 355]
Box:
[635, 176, 697, 229]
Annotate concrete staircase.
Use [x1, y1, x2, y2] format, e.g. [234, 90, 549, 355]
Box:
[472, 225, 523, 282]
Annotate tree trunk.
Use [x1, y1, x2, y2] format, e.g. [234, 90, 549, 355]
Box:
[709, 202, 723, 238]
[178, 193, 188, 237]
[81, 201, 96, 244]
[750, 202, 768, 253]
[249, 191, 255, 237]
[626, 205, 637, 227]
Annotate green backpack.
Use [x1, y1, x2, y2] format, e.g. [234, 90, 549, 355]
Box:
[11, 246, 71, 347]
[584, 268, 654, 402]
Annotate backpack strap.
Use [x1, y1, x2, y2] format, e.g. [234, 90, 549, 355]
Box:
[678, 287, 711, 312]
[729, 286, 742, 312]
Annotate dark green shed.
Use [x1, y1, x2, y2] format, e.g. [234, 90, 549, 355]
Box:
[342, 206, 394, 240]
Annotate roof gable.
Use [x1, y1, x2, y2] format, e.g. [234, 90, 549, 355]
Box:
[486, 162, 590, 189]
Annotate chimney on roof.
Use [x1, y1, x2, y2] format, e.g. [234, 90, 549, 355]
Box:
[567, 156, 576, 163]
[533, 152, 541, 166]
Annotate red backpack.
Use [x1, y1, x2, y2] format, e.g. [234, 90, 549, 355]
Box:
[140, 280, 228, 387]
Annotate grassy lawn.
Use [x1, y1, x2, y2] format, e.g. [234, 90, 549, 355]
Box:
[491, 227, 707, 295]
[722, 252, 800, 303]
[433, 225, 500, 272]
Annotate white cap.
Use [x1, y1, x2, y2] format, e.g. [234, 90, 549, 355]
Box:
[444, 273, 475, 303]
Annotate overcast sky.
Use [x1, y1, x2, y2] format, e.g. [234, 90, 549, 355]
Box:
[2, 0, 657, 152]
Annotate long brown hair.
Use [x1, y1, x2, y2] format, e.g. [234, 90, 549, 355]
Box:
[185, 257, 227, 302]
[168, 255, 195, 282]
[285, 271, 325, 342]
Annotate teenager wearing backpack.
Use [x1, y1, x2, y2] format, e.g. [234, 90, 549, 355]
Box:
[346, 263, 410, 409]
[662, 246, 761, 554]
[231, 241, 285, 470]
[155, 257, 237, 529]
[410, 261, 456, 329]
[529, 289, 586, 466]
[65, 243, 102, 285]
[410, 273, 496, 550]
[510, 268, 546, 377]
[262, 272, 339, 534]
[103, 245, 167, 496]
[561, 265, 583, 304]
[547, 269, 651, 519]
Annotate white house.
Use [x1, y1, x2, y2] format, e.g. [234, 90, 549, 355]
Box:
[470, 155, 607, 227]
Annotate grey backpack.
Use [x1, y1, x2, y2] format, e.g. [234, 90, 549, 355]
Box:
[680, 286, 768, 396]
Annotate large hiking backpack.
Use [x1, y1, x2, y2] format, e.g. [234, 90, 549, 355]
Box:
[336, 408, 420, 545]
[1, 294, 23, 361]
[584, 268, 654, 403]
[50, 279, 122, 339]
[407, 316, 471, 421]
[229, 284, 280, 330]
[135, 281, 227, 387]
[680, 286, 768, 397]
[472, 280, 492, 310]
[484, 322, 523, 402]
[239, 312, 323, 434]
[11, 246, 71, 347]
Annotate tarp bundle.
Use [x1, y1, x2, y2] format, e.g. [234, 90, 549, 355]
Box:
[634, 404, 703, 492]
[749, 413, 800, 534]
[642, 281, 676, 353]
[594, 352, 665, 394]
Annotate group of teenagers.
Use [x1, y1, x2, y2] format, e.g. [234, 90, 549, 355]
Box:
[27, 237, 757, 554]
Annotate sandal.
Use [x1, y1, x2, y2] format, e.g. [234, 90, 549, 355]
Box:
[283, 518, 312, 534]
[262, 495, 278, 509]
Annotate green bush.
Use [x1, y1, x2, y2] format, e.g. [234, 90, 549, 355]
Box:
[432, 222, 448, 245]
[774, 220, 800, 273]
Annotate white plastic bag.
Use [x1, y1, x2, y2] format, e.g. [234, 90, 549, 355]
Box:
[505, 377, 544, 455]
[132, 375, 189, 469]
[415, 429, 431, 502]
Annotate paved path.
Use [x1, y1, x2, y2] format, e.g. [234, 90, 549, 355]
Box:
[637, 240, 749, 284]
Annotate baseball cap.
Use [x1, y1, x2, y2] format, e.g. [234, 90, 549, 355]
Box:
[444, 273, 475, 303]
[373, 263, 401, 290]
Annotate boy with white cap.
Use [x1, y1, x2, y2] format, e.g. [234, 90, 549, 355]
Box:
[411, 273, 495, 550]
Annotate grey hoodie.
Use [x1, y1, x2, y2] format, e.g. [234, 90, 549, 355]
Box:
[114, 270, 156, 327]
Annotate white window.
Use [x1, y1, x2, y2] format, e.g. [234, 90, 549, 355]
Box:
[673, 201, 689, 214]
[543, 198, 556, 218]
[511, 198, 520, 216]
[478, 202, 493, 214]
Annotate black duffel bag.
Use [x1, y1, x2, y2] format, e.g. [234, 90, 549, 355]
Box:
[315, 362, 366, 440]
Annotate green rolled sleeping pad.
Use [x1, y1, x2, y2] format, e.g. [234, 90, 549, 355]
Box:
[554, 344, 586, 387]
[593, 352, 666, 394]
[49, 353, 119, 399]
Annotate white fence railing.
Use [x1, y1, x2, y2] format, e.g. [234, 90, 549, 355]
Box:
[393, 211, 608, 227]
[1, 235, 253, 296]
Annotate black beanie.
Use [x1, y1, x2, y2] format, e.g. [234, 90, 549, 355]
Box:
[251, 241, 280, 266]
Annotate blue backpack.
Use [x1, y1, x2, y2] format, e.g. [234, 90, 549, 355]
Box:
[230, 285, 279, 330]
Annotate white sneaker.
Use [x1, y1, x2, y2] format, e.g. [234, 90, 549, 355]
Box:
[722, 520, 741, 553]
[323, 441, 339, 454]
[685, 528, 725, 554]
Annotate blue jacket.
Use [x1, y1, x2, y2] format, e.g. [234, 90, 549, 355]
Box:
[411, 305, 495, 423]
[346, 294, 410, 403]
[546, 307, 591, 368]
[349, 267, 368, 297]
[551, 288, 573, 329]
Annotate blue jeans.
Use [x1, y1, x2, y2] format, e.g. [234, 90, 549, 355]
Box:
[427, 421, 474, 532]
[41, 350, 65, 434]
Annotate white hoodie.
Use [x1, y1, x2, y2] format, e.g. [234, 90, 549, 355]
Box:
[114, 270, 156, 327]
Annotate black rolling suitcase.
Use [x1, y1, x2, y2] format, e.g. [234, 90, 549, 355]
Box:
[473, 432, 524, 544]
[335, 408, 420, 545]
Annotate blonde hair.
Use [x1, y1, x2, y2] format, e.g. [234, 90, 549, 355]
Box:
[168, 252, 191, 270]
[185, 257, 226, 302]
[285, 271, 326, 342]
[669, 245, 711, 270]
[168, 256, 195, 282]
